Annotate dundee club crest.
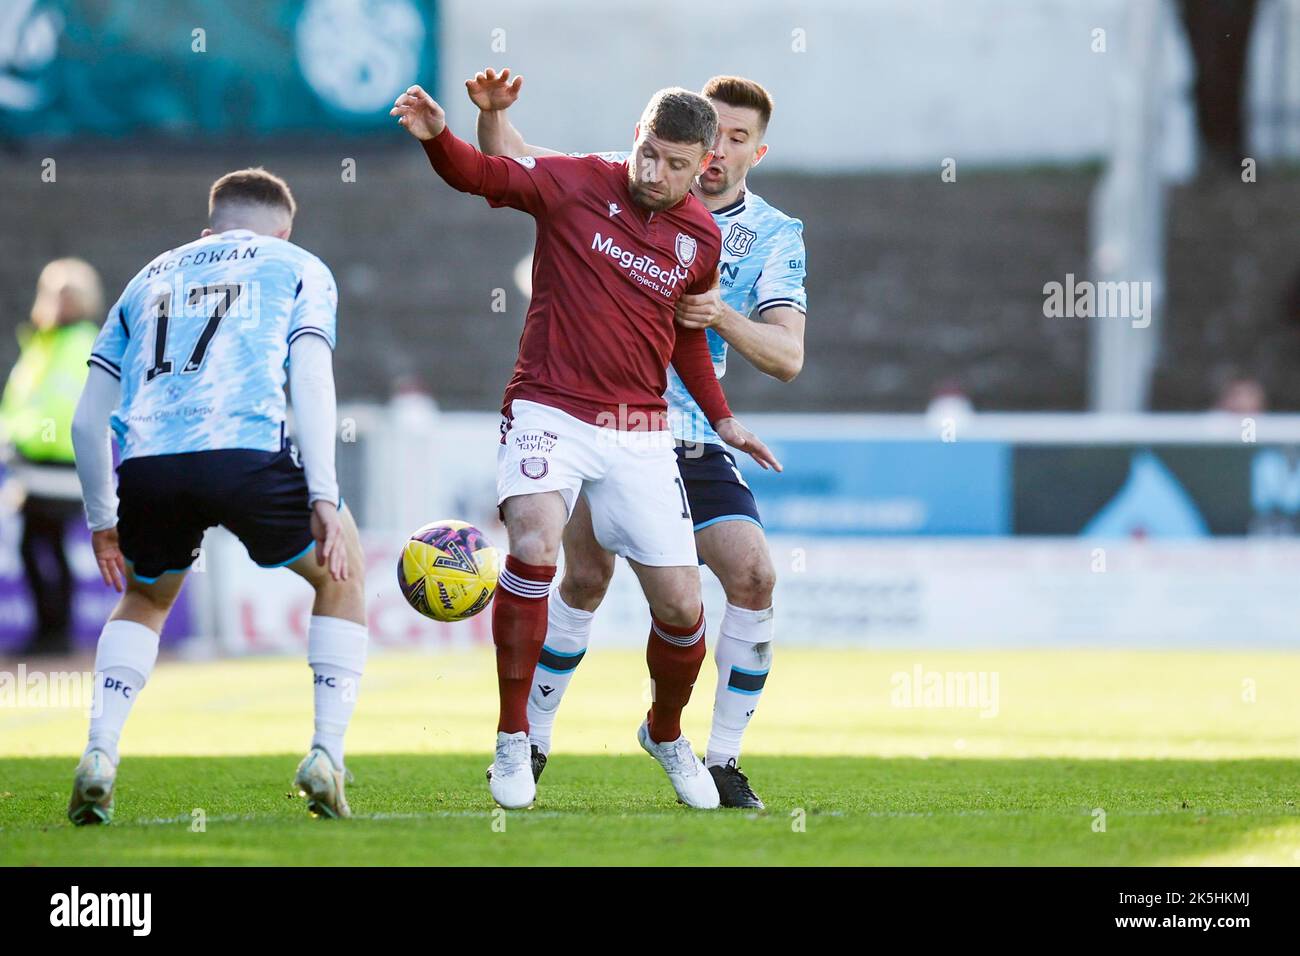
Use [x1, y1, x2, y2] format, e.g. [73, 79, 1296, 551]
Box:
[723, 222, 758, 257]
[674, 232, 697, 269]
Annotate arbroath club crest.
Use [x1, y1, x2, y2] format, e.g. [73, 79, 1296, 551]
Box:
[520, 456, 549, 479]
[674, 232, 697, 269]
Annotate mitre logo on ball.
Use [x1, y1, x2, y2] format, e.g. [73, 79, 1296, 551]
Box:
[674, 232, 697, 269]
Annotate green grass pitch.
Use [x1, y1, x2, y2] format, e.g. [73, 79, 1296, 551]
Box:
[2, 648, 1298, 865]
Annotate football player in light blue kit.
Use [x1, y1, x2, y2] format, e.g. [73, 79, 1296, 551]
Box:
[472, 70, 806, 807]
[67, 169, 367, 824]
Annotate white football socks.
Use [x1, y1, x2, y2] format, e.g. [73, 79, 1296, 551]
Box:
[527, 588, 593, 756]
[87, 620, 160, 765]
[307, 615, 368, 769]
[706, 603, 774, 769]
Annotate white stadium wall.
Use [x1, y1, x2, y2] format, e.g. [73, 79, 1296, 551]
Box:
[200, 530, 1300, 655]
[171, 408, 1300, 656]
[437, 0, 1190, 171]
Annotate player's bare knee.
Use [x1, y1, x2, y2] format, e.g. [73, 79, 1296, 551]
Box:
[125, 582, 174, 614]
[316, 570, 364, 605]
[653, 595, 703, 629]
[114, 583, 177, 631]
[507, 527, 560, 566]
[565, 560, 612, 606]
[724, 561, 776, 609]
[711, 536, 776, 607]
[575, 573, 611, 603]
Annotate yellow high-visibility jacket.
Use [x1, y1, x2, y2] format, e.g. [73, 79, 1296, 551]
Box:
[1, 321, 98, 464]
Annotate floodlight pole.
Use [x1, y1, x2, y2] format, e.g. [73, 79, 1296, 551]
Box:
[1088, 0, 1173, 411]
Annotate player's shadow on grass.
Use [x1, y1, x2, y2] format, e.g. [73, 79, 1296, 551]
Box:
[2, 754, 1297, 866]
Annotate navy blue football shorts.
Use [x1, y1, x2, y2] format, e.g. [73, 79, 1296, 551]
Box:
[115, 443, 319, 582]
[674, 441, 763, 532]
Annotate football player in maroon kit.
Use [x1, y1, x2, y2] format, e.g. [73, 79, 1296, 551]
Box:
[468, 68, 806, 811]
[391, 84, 780, 810]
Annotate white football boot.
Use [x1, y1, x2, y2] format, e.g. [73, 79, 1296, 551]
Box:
[637, 721, 720, 809]
[490, 731, 536, 809]
[68, 748, 117, 825]
[293, 746, 351, 819]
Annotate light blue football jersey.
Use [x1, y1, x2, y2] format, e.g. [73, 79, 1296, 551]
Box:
[88, 229, 337, 460]
[665, 187, 807, 444]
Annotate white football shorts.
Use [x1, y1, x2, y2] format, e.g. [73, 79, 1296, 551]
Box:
[497, 399, 698, 567]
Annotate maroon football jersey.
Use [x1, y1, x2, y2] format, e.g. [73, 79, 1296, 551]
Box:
[422, 128, 729, 430]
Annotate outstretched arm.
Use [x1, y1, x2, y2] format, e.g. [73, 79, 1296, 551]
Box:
[467, 67, 565, 159]
[392, 84, 559, 215]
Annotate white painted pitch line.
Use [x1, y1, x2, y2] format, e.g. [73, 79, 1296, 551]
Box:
[88, 805, 1291, 829]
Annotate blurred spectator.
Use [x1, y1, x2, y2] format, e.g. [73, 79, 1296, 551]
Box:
[0, 259, 102, 654]
[925, 380, 974, 433]
[1212, 373, 1267, 416]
